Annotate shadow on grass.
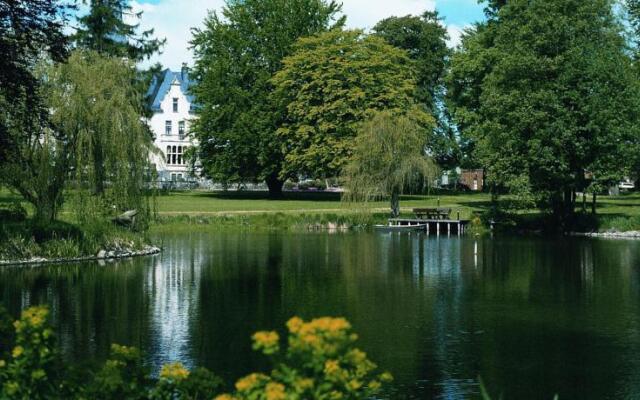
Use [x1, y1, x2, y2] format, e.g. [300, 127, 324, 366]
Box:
[162, 190, 344, 202]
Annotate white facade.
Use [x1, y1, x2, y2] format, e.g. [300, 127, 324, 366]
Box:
[147, 69, 198, 184]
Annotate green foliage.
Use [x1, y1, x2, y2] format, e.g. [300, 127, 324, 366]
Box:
[0, 219, 149, 262]
[89, 344, 150, 400]
[1, 50, 155, 228]
[0, 307, 67, 399]
[190, 0, 343, 196]
[74, 0, 165, 62]
[215, 317, 393, 399]
[373, 12, 458, 168]
[0, 0, 71, 167]
[47, 51, 155, 226]
[272, 29, 427, 179]
[447, 0, 640, 221]
[0, 307, 391, 400]
[343, 111, 437, 217]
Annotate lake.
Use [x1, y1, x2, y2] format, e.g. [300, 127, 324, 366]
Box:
[0, 231, 639, 399]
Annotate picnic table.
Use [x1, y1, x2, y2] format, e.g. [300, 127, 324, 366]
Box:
[413, 207, 452, 220]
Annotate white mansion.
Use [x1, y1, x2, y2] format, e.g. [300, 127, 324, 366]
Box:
[146, 65, 199, 184]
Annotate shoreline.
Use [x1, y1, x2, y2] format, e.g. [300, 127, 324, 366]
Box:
[0, 245, 162, 267]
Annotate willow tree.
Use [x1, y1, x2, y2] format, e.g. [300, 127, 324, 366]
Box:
[343, 111, 437, 217]
[51, 51, 154, 224]
[2, 51, 153, 226]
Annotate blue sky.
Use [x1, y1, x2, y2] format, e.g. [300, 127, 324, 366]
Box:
[127, 0, 486, 69]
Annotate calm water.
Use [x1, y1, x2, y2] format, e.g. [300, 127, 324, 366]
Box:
[1, 231, 640, 399]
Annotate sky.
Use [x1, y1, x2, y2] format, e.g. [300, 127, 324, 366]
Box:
[124, 0, 486, 69]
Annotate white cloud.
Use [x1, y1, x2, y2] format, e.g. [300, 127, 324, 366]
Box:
[341, 0, 435, 30]
[446, 24, 467, 48]
[131, 0, 455, 70]
[130, 0, 223, 69]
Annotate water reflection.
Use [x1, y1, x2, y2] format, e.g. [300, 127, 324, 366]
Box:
[0, 232, 639, 399]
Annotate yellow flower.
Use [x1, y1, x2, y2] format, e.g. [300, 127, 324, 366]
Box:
[12, 346, 24, 358]
[287, 317, 304, 334]
[160, 362, 190, 381]
[214, 395, 237, 400]
[265, 382, 286, 400]
[252, 331, 279, 347]
[294, 378, 314, 391]
[348, 379, 362, 391]
[252, 331, 280, 355]
[324, 359, 340, 376]
[328, 390, 344, 399]
[368, 380, 381, 391]
[235, 373, 267, 392]
[379, 371, 393, 382]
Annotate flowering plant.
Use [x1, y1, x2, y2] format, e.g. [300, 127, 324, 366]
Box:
[216, 316, 393, 400]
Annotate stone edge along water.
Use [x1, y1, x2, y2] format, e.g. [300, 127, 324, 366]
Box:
[570, 230, 640, 239]
[0, 245, 162, 267]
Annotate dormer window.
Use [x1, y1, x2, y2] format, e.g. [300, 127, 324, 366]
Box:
[165, 120, 172, 135]
[173, 98, 178, 113]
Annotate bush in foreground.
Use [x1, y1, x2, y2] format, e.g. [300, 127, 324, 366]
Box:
[0, 306, 392, 399]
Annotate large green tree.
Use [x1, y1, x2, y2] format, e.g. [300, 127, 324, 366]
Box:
[74, 0, 165, 62]
[447, 0, 640, 222]
[0, 0, 71, 168]
[272, 29, 429, 180]
[190, 0, 343, 197]
[373, 12, 456, 168]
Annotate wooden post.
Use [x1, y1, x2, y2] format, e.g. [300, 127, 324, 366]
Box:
[426, 223, 430, 235]
[457, 222, 461, 236]
[447, 223, 451, 236]
[437, 222, 440, 236]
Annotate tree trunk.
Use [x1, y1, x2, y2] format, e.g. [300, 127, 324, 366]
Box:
[390, 190, 400, 218]
[265, 174, 284, 199]
[592, 192, 597, 215]
[33, 198, 57, 227]
[582, 192, 586, 212]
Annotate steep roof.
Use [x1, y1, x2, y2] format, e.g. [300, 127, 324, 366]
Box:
[146, 68, 197, 113]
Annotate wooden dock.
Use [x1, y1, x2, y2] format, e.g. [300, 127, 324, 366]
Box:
[387, 218, 471, 235]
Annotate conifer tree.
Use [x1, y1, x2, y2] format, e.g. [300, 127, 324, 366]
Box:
[74, 0, 165, 62]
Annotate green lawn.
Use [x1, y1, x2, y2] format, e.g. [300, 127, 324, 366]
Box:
[3, 187, 640, 230]
[154, 190, 492, 217]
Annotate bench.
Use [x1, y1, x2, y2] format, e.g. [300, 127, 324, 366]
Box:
[413, 208, 452, 220]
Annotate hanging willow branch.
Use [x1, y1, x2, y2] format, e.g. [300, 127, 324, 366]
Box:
[343, 110, 438, 217]
[47, 50, 154, 226]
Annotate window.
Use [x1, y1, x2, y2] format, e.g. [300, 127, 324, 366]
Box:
[165, 120, 172, 135]
[171, 173, 177, 181]
[166, 145, 187, 165]
[173, 98, 178, 112]
[178, 121, 186, 138]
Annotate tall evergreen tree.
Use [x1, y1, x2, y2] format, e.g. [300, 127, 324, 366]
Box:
[0, 0, 71, 168]
[74, 0, 165, 62]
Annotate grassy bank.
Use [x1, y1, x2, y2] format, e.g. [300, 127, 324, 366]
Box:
[3, 188, 640, 237]
[0, 217, 150, 262]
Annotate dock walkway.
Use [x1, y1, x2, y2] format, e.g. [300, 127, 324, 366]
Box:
[388, 218, 470, 235]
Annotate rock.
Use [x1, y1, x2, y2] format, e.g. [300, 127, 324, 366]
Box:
[97, 250, 107, 259]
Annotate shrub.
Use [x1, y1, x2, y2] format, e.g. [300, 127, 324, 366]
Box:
[0, 203, 27, 222]
[0, 308, 389, 399]
[215, 316, 393, 399]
